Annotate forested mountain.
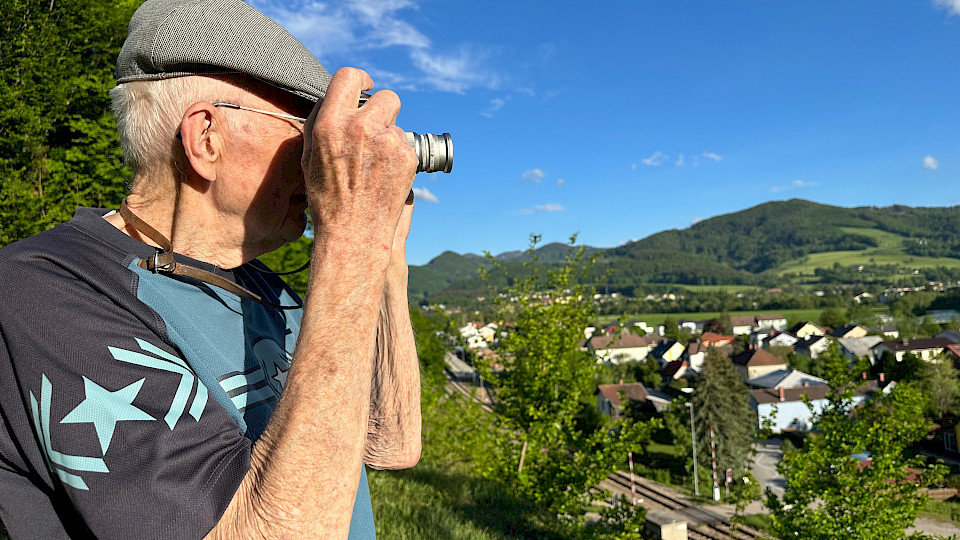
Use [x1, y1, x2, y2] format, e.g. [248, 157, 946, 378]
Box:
[408, 199, 960, 304]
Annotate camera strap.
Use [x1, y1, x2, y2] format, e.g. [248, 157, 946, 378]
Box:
[119, 199, 305, 310]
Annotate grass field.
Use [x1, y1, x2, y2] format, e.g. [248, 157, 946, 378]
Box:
[774, 227, 960, 277]
[664, 284, 761, 294]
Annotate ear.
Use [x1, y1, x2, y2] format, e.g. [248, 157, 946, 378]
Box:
[178, 102, 222, 182]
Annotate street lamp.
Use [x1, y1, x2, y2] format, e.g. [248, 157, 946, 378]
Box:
[684, 400, 699, 496]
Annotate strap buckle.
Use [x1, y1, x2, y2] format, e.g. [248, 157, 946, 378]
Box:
[147, 250, 175, 273]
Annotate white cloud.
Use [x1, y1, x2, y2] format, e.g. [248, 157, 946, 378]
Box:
[771, 179, 818, 193]
[412, 187, 438, 203]
[410, 46, 498, 93]
[702, 152, 723, 162]
[251, 0, 497, 93]
[556, 178, 565, 187]
[933, 0, 960, 15]
[691, 217, 703, 225]
[481, 97, 506, 118]
[522, 168, 546, 183]
[923, 155, 939, 170]
[631, 163, 638, 171]
[517, 202, 565, 214]
[675, 154, 685, 167]
[641, 151, 669, 166]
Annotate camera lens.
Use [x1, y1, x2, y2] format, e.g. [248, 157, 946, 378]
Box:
[406, 132, 453, 174]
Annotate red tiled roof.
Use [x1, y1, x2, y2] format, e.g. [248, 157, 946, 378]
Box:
[597, 383, 650, 408]
[700, 332, 736, 346]
[757, 314, 786, 321]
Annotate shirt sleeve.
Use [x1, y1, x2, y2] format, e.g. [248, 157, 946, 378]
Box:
[0, 244, 252, 539]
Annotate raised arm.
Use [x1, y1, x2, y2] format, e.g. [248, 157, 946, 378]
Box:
[365, 199, 421, 469]
[207, 67, 418, 539]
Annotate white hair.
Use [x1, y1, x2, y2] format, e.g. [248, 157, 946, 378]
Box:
[109, 76, 245, 178]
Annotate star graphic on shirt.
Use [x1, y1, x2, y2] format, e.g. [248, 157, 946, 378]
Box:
[61, 377, 155, 454]
[273, 366, 288, 389]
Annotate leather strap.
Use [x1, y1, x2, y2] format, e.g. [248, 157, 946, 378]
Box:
[119, 199, 304, 310]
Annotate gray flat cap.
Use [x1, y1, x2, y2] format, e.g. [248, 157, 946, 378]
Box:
[116, 0, 331, 102]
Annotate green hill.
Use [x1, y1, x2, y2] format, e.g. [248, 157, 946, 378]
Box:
[408, 199, 960, 304]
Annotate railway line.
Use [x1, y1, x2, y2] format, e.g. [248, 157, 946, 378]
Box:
[443, 370, 770, 539]
[603, 471, 770, 539]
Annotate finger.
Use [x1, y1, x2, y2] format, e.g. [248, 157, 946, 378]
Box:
[361, 89, 402, 128]
[322, 67, 374, 113]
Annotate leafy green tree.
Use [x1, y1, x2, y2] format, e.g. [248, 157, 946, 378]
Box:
[920, 316, 941, 338]
[634, 357, 662, 389]
[691, 348, 755, 482]
[663, 316, 680, 341]
[477, 235, 656, 532]
[767, 347, 946, 539]
[819, 307, 847, 328]
[915, 353, 960, 423]
[0, 0, 141, 247]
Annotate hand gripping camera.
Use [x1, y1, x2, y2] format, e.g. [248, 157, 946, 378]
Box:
[359, 94, 452, 174]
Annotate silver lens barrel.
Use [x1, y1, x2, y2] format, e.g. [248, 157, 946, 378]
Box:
[405, 132, 453, 174]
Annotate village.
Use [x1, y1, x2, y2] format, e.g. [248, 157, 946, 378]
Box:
[447, 304, 960, 538]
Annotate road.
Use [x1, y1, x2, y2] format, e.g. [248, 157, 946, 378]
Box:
[750, 439, 785, 499]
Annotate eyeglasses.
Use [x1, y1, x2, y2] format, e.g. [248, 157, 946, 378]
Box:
[212, 103, 307, 125]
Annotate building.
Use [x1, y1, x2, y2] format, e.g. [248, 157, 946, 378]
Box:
[788, 321, 826, 339]
[795, 335, 833, 360]
[873, 337, 953, 363]
[584, 333, 662, 365]
[731, 348, 787, 380]
[651, 340, 687, 365]
[596, 382, 672, 418]
[750, 381, 879, 433]
[837, 336, 884, 364]
[746, 368, 826, 389]
[829, 325, 868, 339]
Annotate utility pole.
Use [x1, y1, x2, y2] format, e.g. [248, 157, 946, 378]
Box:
[685, 401, 699, 496]
[710, 425, 720, 501]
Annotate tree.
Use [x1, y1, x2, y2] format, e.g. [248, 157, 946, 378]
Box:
[690, 348, 755, 483]
[663, 316, 680, 341]
[0, 0, 141, 247]
[819, 307, 847, 329]
[477, 235, 656, 533]
[767, 346, 946, 539]
[920, 316, 941, 338]
[915, 353, 960, 423]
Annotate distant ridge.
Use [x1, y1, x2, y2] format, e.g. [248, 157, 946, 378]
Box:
[408, 199, 960, 304]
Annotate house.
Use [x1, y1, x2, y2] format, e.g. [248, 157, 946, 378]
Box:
[731, 348, 788, 380]
[750, 381, 879, 433]
[873, 337, 953, 363]
[685, 340, 734, 372]
[596, 382, 673, 418]
[936, 330, 960, 344]
[756, 314, 788, 332]
[746, 368, 826, 389]
[829, 324, 868, 339]
[700, 332, 736, 347]
[788, 321, 826, 339]
[837, 336, 884, 364]
[795, 335, 833, 359]
[584, 333, 662, 365]
[627, 320, 656, 335]
[869, 324, 900, 339]
[477, 323, 498, 343]
[650, 340, 687, 365]
[730, 315, 760, 336]
[661, 359, 696, 381]
[766, 331, 799, 349]
[927, 310, 959, 325]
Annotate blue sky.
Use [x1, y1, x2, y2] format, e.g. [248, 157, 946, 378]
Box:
[250, 0, 960, 265]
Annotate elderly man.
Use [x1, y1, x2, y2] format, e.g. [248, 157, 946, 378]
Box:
[0, 0, 421, 538]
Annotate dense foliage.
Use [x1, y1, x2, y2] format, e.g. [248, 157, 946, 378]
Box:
[0, 0, 141, 247]
[767, 346, 947, 539]
[477, 236, 655, 537]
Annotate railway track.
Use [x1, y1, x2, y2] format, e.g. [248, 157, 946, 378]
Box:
[603, 471, 769, 539]
[442, 369, 769, 539]
[444, 371, 494, 413]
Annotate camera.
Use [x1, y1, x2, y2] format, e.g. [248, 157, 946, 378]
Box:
[359, 94, 453, 174]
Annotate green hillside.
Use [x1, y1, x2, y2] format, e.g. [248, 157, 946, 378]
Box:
[408, 200, 960, 305]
